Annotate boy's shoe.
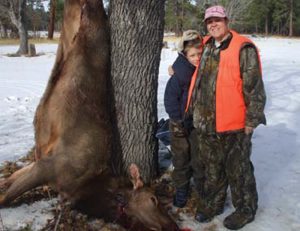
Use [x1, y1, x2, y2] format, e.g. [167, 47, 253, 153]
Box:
[173, 186, 189, 208]
[223, 208, 255, 230]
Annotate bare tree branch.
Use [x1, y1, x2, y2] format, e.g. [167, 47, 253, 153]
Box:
[224, 0, 254, 25]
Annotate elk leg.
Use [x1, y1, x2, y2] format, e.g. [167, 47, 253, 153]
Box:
[0, 163, 34, 190]
[0, 159, 54, 205]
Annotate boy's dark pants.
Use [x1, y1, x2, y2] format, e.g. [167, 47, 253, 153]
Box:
[191, 129, 258, 217]
[169, 121, 192, 188]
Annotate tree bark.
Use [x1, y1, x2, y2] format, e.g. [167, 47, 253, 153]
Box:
[17, 0, 28, 54]
[175, 0, 182, 36]
[265, 15, 268, 36]
[48, 0, 56, 39]
[289, 0, 293, 37]
[8, 0, 28, 55]
[171, 0, 179, 36]
[109, 0, 165, 183]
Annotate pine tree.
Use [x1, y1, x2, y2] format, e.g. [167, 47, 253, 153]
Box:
[48, 0, 56, 39]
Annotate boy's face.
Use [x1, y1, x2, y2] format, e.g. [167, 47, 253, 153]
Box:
[186, 47, 202, 66]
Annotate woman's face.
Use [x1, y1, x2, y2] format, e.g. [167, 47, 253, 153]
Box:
[206, 17, 229, 42]
[186, 47, 203, 66]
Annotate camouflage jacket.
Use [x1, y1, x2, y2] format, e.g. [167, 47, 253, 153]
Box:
[192, 33, 266, 134]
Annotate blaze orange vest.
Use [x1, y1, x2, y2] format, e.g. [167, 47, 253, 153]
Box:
[186, 30, 262, 132]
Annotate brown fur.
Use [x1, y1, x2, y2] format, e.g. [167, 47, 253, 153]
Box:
[0, 0, 110, 205]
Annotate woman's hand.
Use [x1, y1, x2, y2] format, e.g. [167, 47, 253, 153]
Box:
[245, 126, 254, 135]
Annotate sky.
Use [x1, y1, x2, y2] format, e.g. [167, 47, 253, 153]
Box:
[0, 37, 300, 230]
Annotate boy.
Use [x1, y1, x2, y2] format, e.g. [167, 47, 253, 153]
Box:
[164, 30, 203, 208]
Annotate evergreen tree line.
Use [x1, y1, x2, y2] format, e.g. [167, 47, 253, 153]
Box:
[165, 0, 300, 36]
[0, 0, 64, 39]
[1, 0, 299, 39]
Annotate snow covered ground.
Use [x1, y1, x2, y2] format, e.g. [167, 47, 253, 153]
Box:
[0, 37, 300, 230]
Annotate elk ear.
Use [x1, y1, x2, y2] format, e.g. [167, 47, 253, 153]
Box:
[129, 163, 144, 190]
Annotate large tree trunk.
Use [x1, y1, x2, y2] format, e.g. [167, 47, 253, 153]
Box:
[18, 0, 28, 55]
[48, 0, 56, 39]
[109, 0, 165, 183]
[8, 0, 28, 55]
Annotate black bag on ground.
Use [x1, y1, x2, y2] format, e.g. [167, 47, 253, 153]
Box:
[156, 118, 171, 146]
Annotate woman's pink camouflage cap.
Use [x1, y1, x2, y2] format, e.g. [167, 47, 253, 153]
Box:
[204, 5, 228, 21]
